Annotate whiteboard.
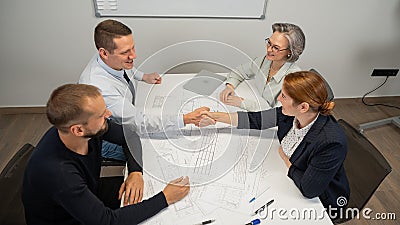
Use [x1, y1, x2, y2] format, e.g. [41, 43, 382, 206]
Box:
[94, 0, 268, 19]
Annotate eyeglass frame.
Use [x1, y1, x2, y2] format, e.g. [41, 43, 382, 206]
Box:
[265, 38, 289, 53]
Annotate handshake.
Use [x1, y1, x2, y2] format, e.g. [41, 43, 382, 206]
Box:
[183, 107, 237, 127]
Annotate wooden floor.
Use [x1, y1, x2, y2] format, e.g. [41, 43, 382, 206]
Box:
[0, 97, 399, 224]
[332, 97, 400, 225]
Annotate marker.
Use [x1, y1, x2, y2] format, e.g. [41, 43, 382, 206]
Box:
[254, 199, 274, 215]
[245, 218, 261, 225]
[194, 219, 216, 225]
[249, 186, 271, 203]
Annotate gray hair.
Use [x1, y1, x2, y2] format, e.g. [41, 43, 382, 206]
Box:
[272, 23, 305, 62]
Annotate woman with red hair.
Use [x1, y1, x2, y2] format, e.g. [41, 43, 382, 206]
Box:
[204, 71, 349, 220]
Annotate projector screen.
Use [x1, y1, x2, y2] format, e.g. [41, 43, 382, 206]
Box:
[94, 0, 268, 19]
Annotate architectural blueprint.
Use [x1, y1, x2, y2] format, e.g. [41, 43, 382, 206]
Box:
[131, 76, 277, 225]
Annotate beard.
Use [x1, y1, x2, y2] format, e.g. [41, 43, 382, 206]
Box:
[83, 121, 109, 139]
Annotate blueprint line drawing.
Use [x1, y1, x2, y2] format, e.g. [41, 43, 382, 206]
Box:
[193, 128, 218, 175]
[135, 77, 276, 224]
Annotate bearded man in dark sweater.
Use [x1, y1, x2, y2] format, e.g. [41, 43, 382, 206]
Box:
[22, 84, 190, 225]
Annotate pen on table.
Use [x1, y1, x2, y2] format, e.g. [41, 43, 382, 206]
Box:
[245, 218, 260, 225]
[193, 219, 216, 225]
[249, 186, 271, 203]
[253, 199, 274, 215]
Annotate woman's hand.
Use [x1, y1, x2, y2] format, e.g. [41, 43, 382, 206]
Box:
[224, 95, 244, 108]
[278, 146, 292, 168]
[219, 84, 235, 103]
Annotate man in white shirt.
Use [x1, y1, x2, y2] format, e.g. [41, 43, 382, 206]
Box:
[79, 19, 208, 205]
[80, 19, 207, 131]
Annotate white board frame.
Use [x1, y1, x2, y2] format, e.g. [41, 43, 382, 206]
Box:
[94, 0, 268, 19]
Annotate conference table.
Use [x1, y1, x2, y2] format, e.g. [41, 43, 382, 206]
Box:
[130, 73, 333, 225]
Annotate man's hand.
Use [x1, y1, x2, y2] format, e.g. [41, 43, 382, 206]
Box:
[183, 107, 211, 126]
[224, 95, 244, 108]
[219, 84, 235, 103]
[198, 110, 217, 127]
[118, 171, 144, 205]
[278, 146, 292, 168]
[162, 176, 190, 205]
[143, 72, 162, 84]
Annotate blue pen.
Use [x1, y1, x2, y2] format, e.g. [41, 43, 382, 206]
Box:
[245, 219, 261, 225]
[249, 186, 270, 203]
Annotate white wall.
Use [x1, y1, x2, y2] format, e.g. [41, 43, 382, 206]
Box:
[0, 0, 399, 107]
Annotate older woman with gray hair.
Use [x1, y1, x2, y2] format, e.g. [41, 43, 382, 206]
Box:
[220, 23, 306, 111]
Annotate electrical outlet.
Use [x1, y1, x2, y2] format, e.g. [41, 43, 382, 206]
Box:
[371, 69, 399, 77]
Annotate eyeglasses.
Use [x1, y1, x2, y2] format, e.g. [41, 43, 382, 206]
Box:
[265, 38, 289, 53]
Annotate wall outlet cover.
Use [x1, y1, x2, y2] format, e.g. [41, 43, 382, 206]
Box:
[371, 69, 399, 77]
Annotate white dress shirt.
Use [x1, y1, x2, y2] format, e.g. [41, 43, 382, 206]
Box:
[79, 54, 184, 134]
[225, 56, 301, 111]
[281, 114, 319, 158]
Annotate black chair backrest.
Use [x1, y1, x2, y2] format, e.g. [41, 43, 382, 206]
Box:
[338, 120, 391, 211]
[309, 68, 335, 101]
[0, 143, 34, 225]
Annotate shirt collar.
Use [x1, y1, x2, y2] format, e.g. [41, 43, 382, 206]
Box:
[97, 54, 125, 78]
[266, 60, 295, 82]
[293, 114, 319, 138]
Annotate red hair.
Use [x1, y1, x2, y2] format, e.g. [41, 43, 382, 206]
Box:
[283, 71, 334, 115]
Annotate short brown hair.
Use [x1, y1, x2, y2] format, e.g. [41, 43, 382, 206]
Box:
[94, 19, 132, 53]
[283, 71, 335, 115]
[46, 84, 101, 133]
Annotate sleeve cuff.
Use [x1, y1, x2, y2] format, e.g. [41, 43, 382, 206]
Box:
[132, 68, 144, 81]
[158, 191, 169, 208]
[225, 78, 239, 88]
[127, 161, 143, 174]
[177, 113, 185, 128]
[237, 111, 250, 129]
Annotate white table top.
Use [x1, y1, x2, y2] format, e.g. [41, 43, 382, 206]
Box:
[132, 73, 333, 225]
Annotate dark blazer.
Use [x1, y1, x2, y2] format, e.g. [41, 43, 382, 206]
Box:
[238, 107, 350, 211]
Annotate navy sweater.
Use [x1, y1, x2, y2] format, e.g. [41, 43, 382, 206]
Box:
[22, 120, 168, 225]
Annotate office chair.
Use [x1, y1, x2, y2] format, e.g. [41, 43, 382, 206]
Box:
[309, 68, 335, 101]
[0, 143, 127, 225]
[0, 143, 34, 225]
[98, 157, 126, 209]
[334, 119, 392, 224]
